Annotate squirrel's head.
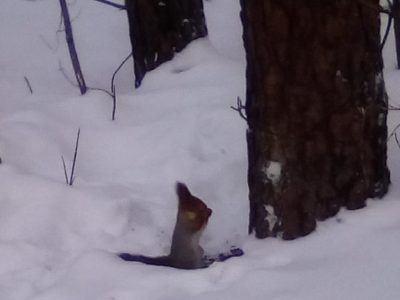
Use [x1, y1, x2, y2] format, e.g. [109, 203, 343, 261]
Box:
[176, 182, 212, 232]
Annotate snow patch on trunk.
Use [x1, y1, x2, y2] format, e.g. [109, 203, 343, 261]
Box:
[262, 161, 282, 185]
[264, 205, 278, 232]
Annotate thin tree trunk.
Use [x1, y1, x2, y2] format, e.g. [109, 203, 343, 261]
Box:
[393, 0, 400, 69]
[241, 0, 390, 239]
[125, 0, 208, 88]
[59, 0, 87, 95]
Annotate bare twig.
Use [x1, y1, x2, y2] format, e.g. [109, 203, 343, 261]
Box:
[388, 122, 400, 141]
[58, 61, 78, 86]
[58, 61, 113, 97]
[231, 97, 247, 121]
[59, 47, 132, 121]
[61, 155, 69, 184]
[395, 132, 400, 150]
[93, 0, 126, 10]
[69, 128, 81, 186]
[111, 53, 133, 121]
[24, 76, 33, 94]
[39, 34, 59, 53]
[381, 13, 393, 51]
[61, 128, 81, 186]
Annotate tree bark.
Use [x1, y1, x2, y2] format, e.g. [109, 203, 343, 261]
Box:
[241, 0, 390, 240]
[125, 0, 208, 88]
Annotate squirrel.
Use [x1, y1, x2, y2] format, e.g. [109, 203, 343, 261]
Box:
[118, 182, 244, 269]
[119, 182, 213, 269]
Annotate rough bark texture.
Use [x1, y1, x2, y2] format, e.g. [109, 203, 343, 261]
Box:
[125, 0, 208, 87]
[241, 0, 390, 240]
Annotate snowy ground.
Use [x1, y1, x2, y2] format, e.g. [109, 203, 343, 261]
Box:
[0, 1, 399, 299]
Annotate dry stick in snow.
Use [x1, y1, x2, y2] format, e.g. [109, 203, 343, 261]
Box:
[395, 132, 400, 150]
[61, 128, 81, 186]
[70, 128, 81, 185]
[111, 53, 133, 121]
[59, 0, 87, 95]
[58, 51, 132, 122]
[24, 76, 33, 94]
[61, 156, 69, 185]
[93, 0, 126, 9]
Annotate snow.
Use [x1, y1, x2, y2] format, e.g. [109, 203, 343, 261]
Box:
[0, 0, 399, 299]
[262, 161, 282, 185]
[264, 205, 278, 232]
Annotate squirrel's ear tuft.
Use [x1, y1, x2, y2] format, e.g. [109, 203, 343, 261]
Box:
[176, 182, 191, 200]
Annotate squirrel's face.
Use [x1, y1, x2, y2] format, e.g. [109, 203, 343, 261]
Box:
[176, 182, 212, 232]
[182, 196, 212, 231]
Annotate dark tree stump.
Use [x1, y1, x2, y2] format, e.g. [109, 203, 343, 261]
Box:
[241, 0, 390, 240]
[125, 0, 208, 87]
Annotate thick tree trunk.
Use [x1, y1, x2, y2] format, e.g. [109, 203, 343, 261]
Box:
[241, 0, 390, 240]
[125, 0, 208, 87]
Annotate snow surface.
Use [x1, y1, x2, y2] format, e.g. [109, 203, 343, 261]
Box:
[0, 0, 399, 299]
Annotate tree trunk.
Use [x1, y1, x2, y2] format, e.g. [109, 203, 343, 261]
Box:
[59, 0, 87, 95]
[393, 0, 400, 69]
[241, 0, 390, 240]
[125, 0, 208, 87]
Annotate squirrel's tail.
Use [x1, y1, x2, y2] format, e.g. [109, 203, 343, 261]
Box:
[119, 253, 171, 266]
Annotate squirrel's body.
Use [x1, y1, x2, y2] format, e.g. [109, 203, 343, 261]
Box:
[119, 182, 212, 269]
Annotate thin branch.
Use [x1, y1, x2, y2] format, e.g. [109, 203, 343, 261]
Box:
[111, 52, 133, 121]
[39, 34, 59, 53]
[24, 76, 33, 94]
[59, 46, 132, 121]
[388, 122, 400, 141]
[69, 128, 81, 186]
[395, 132, 400, 150]
[58, 60, 77, 86]
[230, 97, 247, 121]
[58, 61, 113, 97]
[61, 155, 69, 184]
[93, 0, 126, 9]
[87, 86, 113, 97]
[381, 13, 393, 51]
